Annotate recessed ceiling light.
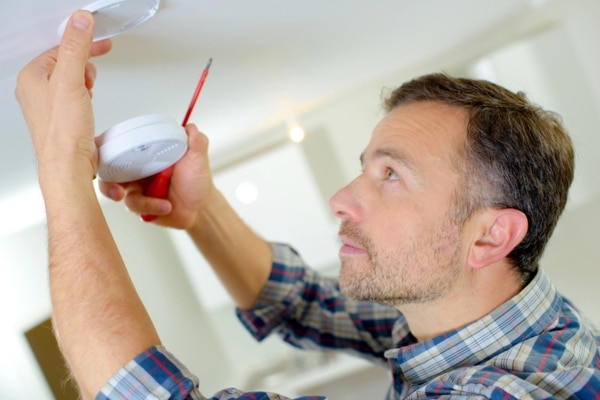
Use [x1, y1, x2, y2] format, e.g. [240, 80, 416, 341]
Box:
[288, 125, 305, 143]
[235, 182, 259, 204]
[58, 0, 160, 41]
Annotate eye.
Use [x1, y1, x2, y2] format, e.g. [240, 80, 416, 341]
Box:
[385, 168, 400, 181]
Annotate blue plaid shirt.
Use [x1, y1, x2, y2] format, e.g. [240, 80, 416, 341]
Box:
[99, 243, 600, 399]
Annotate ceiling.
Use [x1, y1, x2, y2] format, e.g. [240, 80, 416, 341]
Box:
[0, 0, 555, 204]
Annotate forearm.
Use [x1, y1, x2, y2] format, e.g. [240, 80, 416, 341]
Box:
[42, 167, 160, 399]
[186, 188, 272, 310]
[16, 10, 161, 399]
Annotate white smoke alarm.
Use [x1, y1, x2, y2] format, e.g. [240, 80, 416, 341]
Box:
[95, 114, 188, 183]
[58, 0, 160, 42]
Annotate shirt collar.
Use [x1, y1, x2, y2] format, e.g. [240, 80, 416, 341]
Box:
[385, 269, 561, 384]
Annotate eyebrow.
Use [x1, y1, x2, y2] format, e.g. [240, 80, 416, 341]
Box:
[360, 147, 417, 171]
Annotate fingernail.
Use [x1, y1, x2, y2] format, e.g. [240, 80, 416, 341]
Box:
[158, 202, 171, 213]
[71, 11, 91, 30]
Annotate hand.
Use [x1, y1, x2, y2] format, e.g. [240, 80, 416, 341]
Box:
[15, 11, 112, 187]
[99, 123, 220, 230]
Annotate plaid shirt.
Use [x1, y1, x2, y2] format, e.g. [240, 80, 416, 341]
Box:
[99, 243, 600, 399]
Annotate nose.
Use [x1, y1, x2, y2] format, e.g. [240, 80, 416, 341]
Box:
[329, 178, 360, 222]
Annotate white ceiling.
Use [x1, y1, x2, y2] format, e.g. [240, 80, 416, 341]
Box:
[0, 0, 549, 202]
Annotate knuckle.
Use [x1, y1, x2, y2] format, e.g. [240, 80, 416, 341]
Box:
[124, 194, 140, 211]
[60, 35, 83, 55]
[15, 70, 30, 100]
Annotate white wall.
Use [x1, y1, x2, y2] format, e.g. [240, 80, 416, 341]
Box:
[460, 3, 600, 324]
[543, 195, 600, 325]
[0, 223, 53, 399]
[0, 201, 237, 399]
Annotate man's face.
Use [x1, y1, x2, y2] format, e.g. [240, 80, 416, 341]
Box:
[329, 101, 472, 307]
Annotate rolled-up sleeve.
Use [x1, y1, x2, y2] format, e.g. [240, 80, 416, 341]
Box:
[97, 345, 202, 399]
[97, 242, 399, 399]
[236, 243, 403, 365]
[97, 345, 327, 399]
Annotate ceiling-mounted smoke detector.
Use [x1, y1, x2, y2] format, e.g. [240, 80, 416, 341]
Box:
[95, 114, 188, 183]
[59, 0, 160, 41]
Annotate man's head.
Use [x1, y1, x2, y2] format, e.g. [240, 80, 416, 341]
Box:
[330, 73, 573, 309]
[331, 100, 472, 307]
[384, 73, 574, 284]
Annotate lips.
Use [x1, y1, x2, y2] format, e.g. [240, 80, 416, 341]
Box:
[339, 235, 367, 255]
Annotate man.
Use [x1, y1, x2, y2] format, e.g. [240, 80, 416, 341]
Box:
[16, 10, 600, 400]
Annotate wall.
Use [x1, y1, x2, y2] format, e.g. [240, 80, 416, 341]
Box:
[0, 201, 237, 399]
[542, 195, 600, 325]
[460, 3, 600, 323]
[0, 223, 52, 399]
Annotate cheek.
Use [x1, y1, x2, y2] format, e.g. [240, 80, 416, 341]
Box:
[376, 200, 424, 232]
[377, 206, 453, 258]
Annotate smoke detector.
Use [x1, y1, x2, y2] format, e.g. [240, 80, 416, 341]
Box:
[59, 0, 160, 41]
[95, 114, 188, 183]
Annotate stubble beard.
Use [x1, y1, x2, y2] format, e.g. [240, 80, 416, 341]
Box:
[338, 220, 463, 307]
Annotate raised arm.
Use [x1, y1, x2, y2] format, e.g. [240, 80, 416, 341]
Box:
[15, 11, 160, 399]
[99, 93, 272, 310]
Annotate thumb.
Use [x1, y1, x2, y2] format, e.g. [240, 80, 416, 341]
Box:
[185, 124, 210, 159]
[54, 11, 95, 87]
[176, 124, 212, 183]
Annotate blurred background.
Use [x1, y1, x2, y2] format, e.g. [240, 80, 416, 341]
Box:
[0, 0, 599, 398]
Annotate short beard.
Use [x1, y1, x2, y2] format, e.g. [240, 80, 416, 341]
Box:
[338, 219, 462, 307]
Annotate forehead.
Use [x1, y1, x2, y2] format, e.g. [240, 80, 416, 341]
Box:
[364, 101, 469, 167]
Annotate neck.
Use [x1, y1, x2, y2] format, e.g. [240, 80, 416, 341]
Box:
[398, 262, 522, 342]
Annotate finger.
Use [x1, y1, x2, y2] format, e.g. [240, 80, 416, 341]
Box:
[84, 62, 97, 91]
[15, 47, 59, 101]
[98, 180, 125, 201]
[53, 11, 95, 88]
[90, 39, 112, 58]
[181, 124, 211, 171]
[185, 124, 209, 154]
[124, 190, 172, 216]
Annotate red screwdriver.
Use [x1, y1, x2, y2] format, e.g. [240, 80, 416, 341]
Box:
[141, 58, 212, 222]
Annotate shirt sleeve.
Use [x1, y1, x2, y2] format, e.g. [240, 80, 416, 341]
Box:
[97, 345, 327, 400]
[236, 243, 406, 365]
[96, 345, 201, 399]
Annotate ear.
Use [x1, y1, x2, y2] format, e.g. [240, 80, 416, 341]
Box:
[468, 209, 528, 269]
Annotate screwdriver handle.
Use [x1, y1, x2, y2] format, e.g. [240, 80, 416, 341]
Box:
[140, 165, 175, 222]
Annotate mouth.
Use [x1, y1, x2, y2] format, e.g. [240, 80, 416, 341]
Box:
[339, 235, 367, 256]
